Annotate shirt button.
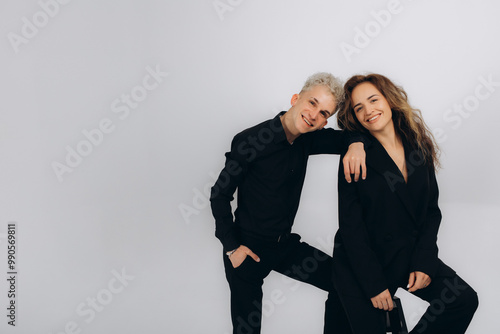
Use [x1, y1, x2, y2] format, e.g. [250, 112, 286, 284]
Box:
[384, 234, 393, 241]
[412, 230, 418, 237]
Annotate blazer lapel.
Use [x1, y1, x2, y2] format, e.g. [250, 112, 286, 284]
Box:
[365, 137, 418, 224]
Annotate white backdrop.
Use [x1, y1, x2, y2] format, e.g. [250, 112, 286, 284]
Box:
[1, 0, 499, 333]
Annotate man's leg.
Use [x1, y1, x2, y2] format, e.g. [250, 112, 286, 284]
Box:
[273, 234, 352, 334]
[223, 247, 272, 334]
[410, 274, 478, 334]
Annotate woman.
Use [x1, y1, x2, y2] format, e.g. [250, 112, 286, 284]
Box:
[332, 74, 478, 333]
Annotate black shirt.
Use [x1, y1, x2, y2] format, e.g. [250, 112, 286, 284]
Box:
[210, 112, 359, 251]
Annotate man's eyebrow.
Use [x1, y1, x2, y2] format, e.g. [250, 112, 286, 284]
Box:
[353, 94, 379, 109]
[311, 97, 332, 116]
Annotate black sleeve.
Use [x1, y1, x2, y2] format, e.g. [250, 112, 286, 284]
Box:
[410, 166, 442, 278]
[209, 134, 249, 252]
[309, 128, 367, 155]
[337, 158, 388, 298]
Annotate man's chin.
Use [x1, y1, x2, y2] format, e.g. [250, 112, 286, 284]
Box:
[300, 127, 317, 134]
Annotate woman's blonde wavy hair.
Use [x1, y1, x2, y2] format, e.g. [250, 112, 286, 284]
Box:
[337, 73, 440, 170]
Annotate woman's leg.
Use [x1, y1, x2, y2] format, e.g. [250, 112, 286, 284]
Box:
[410, 274, 478, 334]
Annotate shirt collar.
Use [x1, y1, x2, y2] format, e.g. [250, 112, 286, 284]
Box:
[270, 111, 288, 144]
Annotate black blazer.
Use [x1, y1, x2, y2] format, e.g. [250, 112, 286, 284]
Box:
[332, 135, 455, 299]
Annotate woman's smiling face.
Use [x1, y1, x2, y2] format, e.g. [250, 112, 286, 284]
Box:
[351, 82, 393, 134]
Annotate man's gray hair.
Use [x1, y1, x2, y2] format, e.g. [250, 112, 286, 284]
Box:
[300, 72, 344, 113]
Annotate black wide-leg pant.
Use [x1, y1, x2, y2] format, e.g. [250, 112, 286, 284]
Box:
[336, 274, 478, 334]
[223, 233, 352, 334]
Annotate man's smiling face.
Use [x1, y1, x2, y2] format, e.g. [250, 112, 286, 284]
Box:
[288, 85, 336, 134]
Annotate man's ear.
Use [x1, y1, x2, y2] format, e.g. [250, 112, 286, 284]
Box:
[290, 93, 300, 106]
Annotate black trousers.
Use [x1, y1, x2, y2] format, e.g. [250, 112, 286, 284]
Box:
[336, 274, 478, 334]
[223, 233, 352, 334]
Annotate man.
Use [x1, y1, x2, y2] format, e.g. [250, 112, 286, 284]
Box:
[210, 72, 366, 334]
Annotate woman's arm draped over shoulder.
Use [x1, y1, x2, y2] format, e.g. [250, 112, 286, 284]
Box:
[310, 129, 367, 182]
